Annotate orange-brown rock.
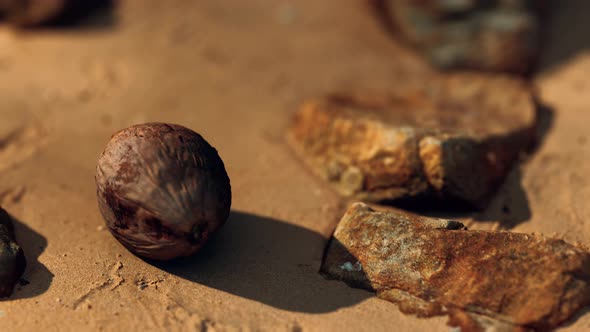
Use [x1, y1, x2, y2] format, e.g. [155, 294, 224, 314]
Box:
[321, 203, 590, 331]
[288, 74, 537, 208]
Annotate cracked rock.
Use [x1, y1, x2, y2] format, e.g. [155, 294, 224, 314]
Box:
[288, 73, 537, 208]
[321, 203, 590, 331]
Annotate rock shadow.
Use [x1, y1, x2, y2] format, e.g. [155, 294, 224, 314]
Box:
[537, 0, 590, 73]
[472, 167, 531, 229]
[384, 103, 554, 230]
[562, 306, 590, 330]
[2, 213, 53, 300]
[149, 211, 371, 313]
[383, 168, 530, 230]
[474, 103, 555, 228]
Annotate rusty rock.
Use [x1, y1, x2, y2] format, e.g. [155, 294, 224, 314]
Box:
[374, 0, 546, 74]
[321, 203, 590, 331]
[0, 207, 26, 298]
[288, 74, 537, 208]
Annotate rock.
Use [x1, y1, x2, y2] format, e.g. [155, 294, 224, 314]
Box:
[374, 0, 546, 74]
[0, 0, 112, 27]
[288, 73, 537, 208]
[0, 0, 66, 26]
[96, 123, 232, 260]
[321, 203, 590, 331]
[0, 207, 26, 298]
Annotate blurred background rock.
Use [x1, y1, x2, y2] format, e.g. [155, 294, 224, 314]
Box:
[0, 0, 114, 27]
[373, 0, 546, 75]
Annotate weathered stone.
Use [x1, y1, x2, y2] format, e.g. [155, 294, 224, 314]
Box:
[321, 203, 590, 331]
[374, 0, 546, 74]
[0, 207, 26, 298]
[288, 73, 537, 208]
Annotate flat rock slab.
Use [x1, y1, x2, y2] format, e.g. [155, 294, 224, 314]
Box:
[0, 207, 26, 298]
[288, 73, 537, 208]
[375, 0, 546, 74]
[321, 203, 590, 331]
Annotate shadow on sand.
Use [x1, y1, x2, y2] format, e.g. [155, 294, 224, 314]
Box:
[3, 213, 53, 300]
[149, 211, 371, 313]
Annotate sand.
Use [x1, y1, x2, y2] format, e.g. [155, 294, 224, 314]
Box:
[0, 0, 589, 331]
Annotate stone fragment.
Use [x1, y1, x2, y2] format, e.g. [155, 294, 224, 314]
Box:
[374, 0, 546, 74]
[321, 203, 590, 331]
[0, 207, 26, 298]
[288, 73, 537, 208]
